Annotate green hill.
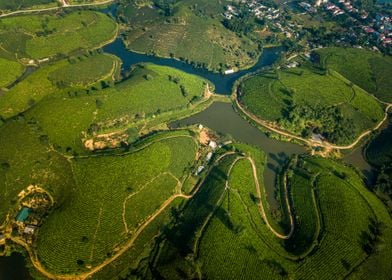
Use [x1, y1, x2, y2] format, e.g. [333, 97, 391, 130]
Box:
[0, 0, 56, 11]
[0, 53, 120, 119]
[0, 11, 117, 60]
[151, 147, 392, 280]
[239, 65, 384, 145]
[316, 47, 392, 103]
[117, 0, 260, 72]
[23, 62, 210, 154]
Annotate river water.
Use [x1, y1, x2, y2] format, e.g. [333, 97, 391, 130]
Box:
[103, 38, 283, 94]
[0, 6, 381, 276]
[171, 102, 306, 207]
[103, 36, 375, 193]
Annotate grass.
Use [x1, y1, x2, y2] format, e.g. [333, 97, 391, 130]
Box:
[153, 154, 238, 279]
[0, 58, 24, 87]
[0, 11, 117, 60]
[118, 0, 260, 72]
[0, 53, 119, 119]
[24, 63, 208, 154]
[91, 197, 186, 280]
[36, 132, 198, 273]
[47, 54, 118, 87]
[284, 165, 319, 256]
[0, 119, 74, 226]
[239, 66, 385, 145]
[0, 0, 56, 11]
[150, 145, 392, 279]
[316, 47, 392, 103]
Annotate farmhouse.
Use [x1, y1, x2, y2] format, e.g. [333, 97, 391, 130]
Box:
[209, 141, 218, 150]
[23, 225, 36, 235]
[195, 166, 205, 176]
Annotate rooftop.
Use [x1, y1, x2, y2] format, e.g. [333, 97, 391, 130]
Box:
[16, 207, 31, 222]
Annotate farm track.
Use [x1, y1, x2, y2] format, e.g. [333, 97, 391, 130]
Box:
[234, 92, 392, 151]
[11, 144, 298, 279]
[10, 136, 234, 279]
[244, 157, 294, 239]
[0, 0, 115, 18]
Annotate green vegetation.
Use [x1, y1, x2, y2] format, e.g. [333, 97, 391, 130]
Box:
[117, 0, 260, 72]
[91, 197, 186, 280]
[366, 119, 392, 213]
[284, 157, 319, 256]
[0, 0, 56, 11]
[24, 63, 209, 154]
[239, 65, 385, 144]
[0, 53, 119, 119]
[148, 146, 392, 279]
[0, 11, 117, 60]
[316, 47, 392, 103]
[0, 58, 24, 87]
[0, 119, 73, 225]
[36, 132, 198, 273]
[152, 153, 238, 279]
[366, 122, 392, 166]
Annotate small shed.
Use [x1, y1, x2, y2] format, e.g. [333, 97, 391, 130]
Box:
[23, 225, 36, 235]
[195, 166, 205, 176]
[209, 141, 218, 150]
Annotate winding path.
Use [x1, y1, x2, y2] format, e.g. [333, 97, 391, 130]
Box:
[234, 92, 392, 151]
[233, 157, 294, 239]
[8, 146, 298, 279]
[8, 145, 238, 279]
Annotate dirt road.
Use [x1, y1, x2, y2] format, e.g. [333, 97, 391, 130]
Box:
[235, 94, 392, 151]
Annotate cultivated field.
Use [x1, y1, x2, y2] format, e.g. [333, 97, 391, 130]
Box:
[0, 120, 74, 226]
[118, 0, 260, 72]
[24, 63, 209, 154]
[0, 57, 24, 87]
[239, 66, 385, 145]
[0, 11, 117, 60]
[0, 53, 119, 119]
[36, 131, 198, 273]
[0, 0, 56, 11]
[149, 145, 392, 279]
[316, 47, 392, 103]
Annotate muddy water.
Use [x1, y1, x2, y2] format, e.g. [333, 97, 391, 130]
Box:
[170, 102, 306, 208]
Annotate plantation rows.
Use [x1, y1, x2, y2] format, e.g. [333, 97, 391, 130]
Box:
[239, 50, 386, 145]
[154, 155, 238, 279]
[124, 174, 178, 232]
[93, 197, 186, 280]
[0, 11, 117, 60]
[0, 121, 73, 225]
[23, 63, 207, 154]
[317, 47, 392, 103]
[119, 0, 260, 73]
[36, 136, 197, 273]
[285, 169, 319, 255]
[156, 152, 392, 279]
[0, 53, 117, 119]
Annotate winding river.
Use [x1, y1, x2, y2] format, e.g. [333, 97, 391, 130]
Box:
[0, 5, 381, 276]
[103, 38, 283, 94]
[103, 37, 375, 195]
